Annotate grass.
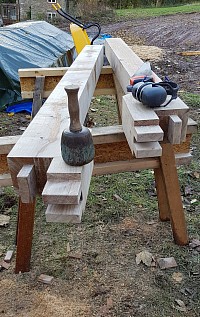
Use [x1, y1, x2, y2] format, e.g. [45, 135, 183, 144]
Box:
[179, 92, 200, 109]
[116, 3, 200, 19]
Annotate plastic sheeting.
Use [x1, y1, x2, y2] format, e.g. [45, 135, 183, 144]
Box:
[0, 20, 75, 109]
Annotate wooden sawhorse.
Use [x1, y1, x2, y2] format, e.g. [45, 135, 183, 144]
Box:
[5, 39, 197, 273]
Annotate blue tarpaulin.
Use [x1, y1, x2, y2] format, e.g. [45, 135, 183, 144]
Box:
[0, 20, 75, 109]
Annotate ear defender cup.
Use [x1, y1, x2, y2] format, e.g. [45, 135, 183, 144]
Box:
[140, 84, 167, 108]
[132, 82, 167, 108]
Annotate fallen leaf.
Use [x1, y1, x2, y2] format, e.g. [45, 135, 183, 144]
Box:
[7, 112, 14, 117]
[193, 171, 199, 179]
[146, 220, 157, 225]
[157, 257, 177, 269]
[175, 299, 186, 306]
[189, 239, 200, 248]
[0, 215, 10, 227]
[90, 108, 97, 112]
[172, 272, 183, 283]
[184, 185, 193, 196]
[66, 242, 71, 252]
[68, 252, 82, 259]
[106, 297, 113, 309]
[136, 250, 153, 267]
[113, 194, 124, 202]
[1, 261, 10, 270]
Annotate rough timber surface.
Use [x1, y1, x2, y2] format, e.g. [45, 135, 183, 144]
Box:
[7, 45, 104, 189]
[105, 38, 189, 142]
[45, 161, 93, 223]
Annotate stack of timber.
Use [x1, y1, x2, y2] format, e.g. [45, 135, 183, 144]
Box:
[105, 38, 189, 158]
[43, 157, 93, 223]
[7, 45, 104, 223]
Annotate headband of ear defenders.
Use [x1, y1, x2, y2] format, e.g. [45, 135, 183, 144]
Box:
[155, 81, 179, 106]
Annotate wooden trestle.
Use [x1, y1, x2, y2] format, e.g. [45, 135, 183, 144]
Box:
[0, 39, 198, 273]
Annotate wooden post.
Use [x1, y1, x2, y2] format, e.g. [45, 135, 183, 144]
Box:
[32, 76, 45, 118]
[154, 167, 170, 221]
[15, 198, 36, 273]
[158, 143, 188, 245]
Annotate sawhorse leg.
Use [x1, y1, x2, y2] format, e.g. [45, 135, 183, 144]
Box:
[15, 164, 37, 273]
[15, 198, 36, 273]
[154, 143, 188, 245]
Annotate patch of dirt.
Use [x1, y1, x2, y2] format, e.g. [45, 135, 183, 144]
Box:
[102, 12, 200, 93]
[0, 113, 30, 137]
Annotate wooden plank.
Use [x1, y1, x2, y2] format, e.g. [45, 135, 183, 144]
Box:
[159, 143, 188, 245]
[122, 94, 159, 127]
[187, 117, 198, 134]
[133, 141, 162, 158]
[156, 104, 189, 142]
[93, 158, 160, 175]
[177, 51, 200, 56]
[42, 180, 82, 205]
[18, 67, 68, 78]
[46, 156, 82, 181]
[0, 173, 12, 187]
[0, 135, 21, 154]
[8, 45, 104, 189]
[134, 125, 164, 143]
[175, 153, 192, 165]
[105, 38, 189, 141]
[92, 125, 126, 144]
[45, 161, 93, 223]
[32, 76, 45, 118]
[122, 93, 162, 158]
[113, 74, 125, 124]
[17, 165, 37, 203]
[0, 116, 196, 156]
[22, 87, 116, 99]
[15, 198, 36, 273]
[154, 167, 170, 221]
[93, 88, 116, 96]
[0, 154, 10, 174]
[18, 65, 113, 78]
[168, 115, 182, 144]
[105, 38, 155, 93]
[20, 66, 115, 99]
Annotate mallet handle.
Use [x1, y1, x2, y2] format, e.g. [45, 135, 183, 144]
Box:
[65, 85, 82, 132]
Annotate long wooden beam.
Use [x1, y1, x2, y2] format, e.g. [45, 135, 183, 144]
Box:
[0, 120, 196, 188]
[8, 45, 104, 192]
[19, 66, 116, 99]
[105, 38, 189, 143]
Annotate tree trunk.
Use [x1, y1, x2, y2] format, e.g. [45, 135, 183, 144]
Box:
[156, 0, 163, 7]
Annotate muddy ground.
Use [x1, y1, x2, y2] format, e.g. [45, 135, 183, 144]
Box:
[0, 12, 200, 317]
[103, 12, 200, 94]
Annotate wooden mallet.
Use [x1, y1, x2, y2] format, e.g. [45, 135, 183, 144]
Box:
[61, 85, 95, 166]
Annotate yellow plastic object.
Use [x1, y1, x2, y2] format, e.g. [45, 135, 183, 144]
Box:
[52, 3, 61, 10]
[70, 23, 91, 55]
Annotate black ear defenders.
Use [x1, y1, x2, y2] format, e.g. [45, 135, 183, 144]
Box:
[128, 80, 179, 108]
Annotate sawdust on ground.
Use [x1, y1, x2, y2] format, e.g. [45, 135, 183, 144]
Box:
[130, 45, 164, 61]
